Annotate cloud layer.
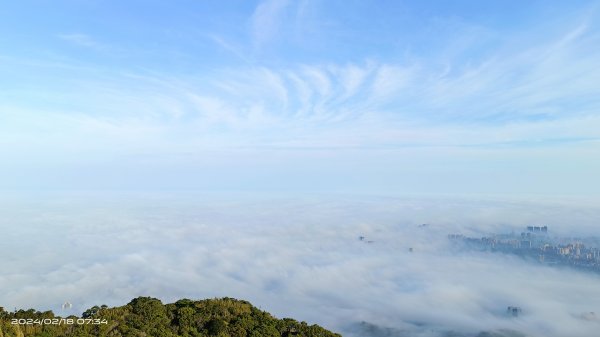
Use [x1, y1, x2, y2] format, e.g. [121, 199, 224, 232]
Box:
[1, 193, 600, 337]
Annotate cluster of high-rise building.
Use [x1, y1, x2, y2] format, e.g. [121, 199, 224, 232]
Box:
[448, 226, 600, 273]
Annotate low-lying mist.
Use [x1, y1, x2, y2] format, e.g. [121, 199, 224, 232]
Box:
[1, 192, 599, 337]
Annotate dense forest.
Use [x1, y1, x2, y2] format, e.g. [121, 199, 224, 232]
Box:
[0, 297, 341, 337]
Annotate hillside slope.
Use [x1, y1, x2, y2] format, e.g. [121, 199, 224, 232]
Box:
[0, 297, 341, 337]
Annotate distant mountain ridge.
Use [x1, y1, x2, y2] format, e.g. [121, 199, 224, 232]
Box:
[0, 297, 341, 337]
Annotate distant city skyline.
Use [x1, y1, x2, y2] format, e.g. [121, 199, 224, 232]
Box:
[1, 1, 599, 195]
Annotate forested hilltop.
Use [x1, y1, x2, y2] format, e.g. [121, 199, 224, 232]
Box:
[0, 297, 341, 337]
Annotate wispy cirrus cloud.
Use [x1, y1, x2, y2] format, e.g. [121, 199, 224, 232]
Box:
[206, 34, 252, 64]
[58, 33, 109, 52]
[2, 12, 600, 192]
[250, 0, 290, 49]
[3, 15, 596, 152]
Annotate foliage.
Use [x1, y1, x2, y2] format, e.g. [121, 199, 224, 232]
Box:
[0, 297, 341, 337]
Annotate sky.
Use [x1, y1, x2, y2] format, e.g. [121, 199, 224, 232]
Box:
[1, 1, 600, 194]
[2, 4, 600, 335]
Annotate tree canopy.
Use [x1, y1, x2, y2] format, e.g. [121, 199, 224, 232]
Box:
[0, 297, 341, 337]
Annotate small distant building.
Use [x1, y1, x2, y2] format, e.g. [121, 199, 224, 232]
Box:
[581, 312, 598, 322]
[559, 247, 571, 255]
[507, 306, 522, 317]
[526, 226, 548, 234]
[521, 232, 533, 239]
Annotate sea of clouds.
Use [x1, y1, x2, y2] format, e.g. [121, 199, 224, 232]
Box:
[1, 192, 600, 337]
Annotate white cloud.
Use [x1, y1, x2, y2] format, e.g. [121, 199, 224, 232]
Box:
[337, 63, 373, 100]
[2, 194, 600, 337]
[58, 33, 108, 51]
[205, 34, 253, 64]
[370, 64, 416, 103]
[3, 18, 600, 193]
[8, 18, 600, 154]
[250, 0, 290, 49]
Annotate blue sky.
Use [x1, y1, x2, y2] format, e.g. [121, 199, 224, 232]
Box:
[1, 0, 599, 194]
